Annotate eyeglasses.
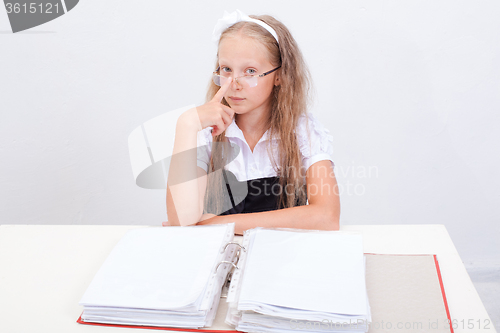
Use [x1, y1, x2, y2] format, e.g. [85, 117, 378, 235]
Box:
[212, 65, 281, 88]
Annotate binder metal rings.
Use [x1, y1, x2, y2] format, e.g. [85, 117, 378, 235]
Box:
[215, 261, 239, 273]
[215, 241, 246, 273]
[221, 242, 247, 254]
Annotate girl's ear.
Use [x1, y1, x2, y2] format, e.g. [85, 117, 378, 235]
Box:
[274, 74, 280, 86]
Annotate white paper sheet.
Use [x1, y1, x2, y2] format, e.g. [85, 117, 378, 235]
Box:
[238, 229, 368, 316]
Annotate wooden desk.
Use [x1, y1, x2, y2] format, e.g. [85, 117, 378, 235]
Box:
[0, 224, 494, 332]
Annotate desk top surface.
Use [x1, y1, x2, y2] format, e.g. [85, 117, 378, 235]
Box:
[0, 224, 495, 333]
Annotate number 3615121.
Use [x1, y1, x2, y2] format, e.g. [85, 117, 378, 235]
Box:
[5, 3, 61, 14]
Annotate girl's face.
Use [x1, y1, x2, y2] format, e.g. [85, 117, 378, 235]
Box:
[218, 35, 279, 116]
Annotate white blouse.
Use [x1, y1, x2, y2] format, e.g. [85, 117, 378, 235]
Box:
[196, 112, 334, 182]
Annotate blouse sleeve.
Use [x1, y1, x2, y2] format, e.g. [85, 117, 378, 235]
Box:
[297, 113, 335, 172]
[196, 127, 213, 173]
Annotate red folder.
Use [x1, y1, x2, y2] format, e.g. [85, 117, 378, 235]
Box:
[76, 316, 239, 333]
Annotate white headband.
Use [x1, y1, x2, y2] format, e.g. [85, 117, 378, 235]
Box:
[212, 9, 279, 45]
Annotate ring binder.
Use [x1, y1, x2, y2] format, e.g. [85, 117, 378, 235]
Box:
[77, 226, 454, 333]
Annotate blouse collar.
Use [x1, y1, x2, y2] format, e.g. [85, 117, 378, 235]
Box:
[225, 117, 278, 144]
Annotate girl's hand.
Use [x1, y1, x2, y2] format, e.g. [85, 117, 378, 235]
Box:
[196, 78, 235, 137]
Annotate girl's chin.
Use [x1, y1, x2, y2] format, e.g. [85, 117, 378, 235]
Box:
[228, 105, 247, 113]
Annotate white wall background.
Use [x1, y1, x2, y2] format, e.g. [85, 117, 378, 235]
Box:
[1, 0, 499, 269]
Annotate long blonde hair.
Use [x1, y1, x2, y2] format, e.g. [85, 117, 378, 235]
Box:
[204, 14, 313, 215]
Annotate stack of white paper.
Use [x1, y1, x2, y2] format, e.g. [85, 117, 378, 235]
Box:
[226, 228, 371, 333]
[79, 223, 235, 328]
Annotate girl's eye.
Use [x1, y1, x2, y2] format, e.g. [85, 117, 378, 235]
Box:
[220, 67, 256, 75]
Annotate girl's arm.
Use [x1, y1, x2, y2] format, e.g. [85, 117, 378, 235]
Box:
[166, 109, 206, 226]
[196, 160, 340, 235]
[167, 78, 234, 226]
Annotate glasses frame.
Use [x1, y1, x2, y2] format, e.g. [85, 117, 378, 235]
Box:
[212, 65, 281, 88]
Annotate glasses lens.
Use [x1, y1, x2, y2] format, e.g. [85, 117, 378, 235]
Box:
[236, 76, 258, 88]
[244, 76, 258, 88]
[213, 75, 258, 88]
[213, 74, 225, 86]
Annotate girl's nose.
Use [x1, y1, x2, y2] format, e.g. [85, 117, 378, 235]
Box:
[231, 77, 243, 90]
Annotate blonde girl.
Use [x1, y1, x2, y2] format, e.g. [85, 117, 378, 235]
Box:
[166, 10, 340, 235]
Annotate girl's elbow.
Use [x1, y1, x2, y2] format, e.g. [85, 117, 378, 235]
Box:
[329, 215, 340, 231]
[178, 212, 201, 226]
[319, 208, 339, 231]
[167, 210, 201, 227]
[330, 208, 340, 230]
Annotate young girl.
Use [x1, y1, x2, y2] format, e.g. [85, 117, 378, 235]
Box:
[166, 10, 340, 235]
